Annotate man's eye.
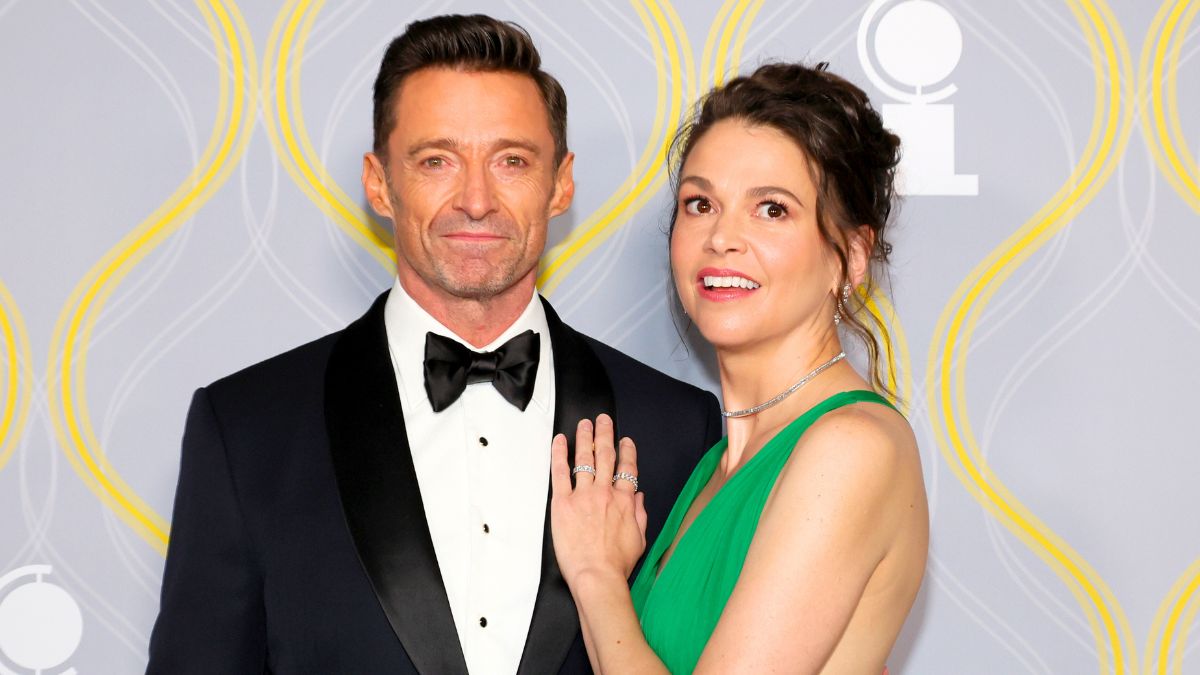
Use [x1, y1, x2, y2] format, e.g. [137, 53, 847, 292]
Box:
[684, 197, 712, 215]
[504, 155, 527, 167]
[423, 157, 445, 168]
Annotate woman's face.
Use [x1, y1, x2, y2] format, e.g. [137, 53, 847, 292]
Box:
[670, 120, 840, 353]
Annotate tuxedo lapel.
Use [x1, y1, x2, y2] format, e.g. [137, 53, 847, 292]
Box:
[325, 292, 468, 675]
[516, 298, 617, 675]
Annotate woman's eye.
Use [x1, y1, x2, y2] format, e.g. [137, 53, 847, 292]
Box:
[684, 197, 712, 215]
[755, 201, 787, 219]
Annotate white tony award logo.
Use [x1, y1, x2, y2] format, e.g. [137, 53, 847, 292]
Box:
[0, 565, 82, 675]
[858, 0, 978, 196]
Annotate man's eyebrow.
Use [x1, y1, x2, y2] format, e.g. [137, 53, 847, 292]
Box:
[406, 137, 545, 157]
[494, 138, 543, 154]
[406, 138, 460, 157]
[747, 185, 804, 207]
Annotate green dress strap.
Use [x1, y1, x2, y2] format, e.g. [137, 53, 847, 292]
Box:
[631, 390, 896, 673]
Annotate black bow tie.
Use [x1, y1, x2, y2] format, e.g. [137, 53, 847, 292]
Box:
[423, 330, 541, 413]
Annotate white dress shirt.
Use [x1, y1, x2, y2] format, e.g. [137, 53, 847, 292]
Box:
[383, 279, 555, 675]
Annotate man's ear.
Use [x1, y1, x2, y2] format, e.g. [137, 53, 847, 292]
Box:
[362, 152, 394, 220]
[548, 152, 575, 218]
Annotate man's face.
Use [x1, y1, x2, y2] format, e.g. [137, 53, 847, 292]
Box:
[364, 67, 574, 304]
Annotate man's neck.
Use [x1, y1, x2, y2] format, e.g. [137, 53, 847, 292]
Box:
[397, 273, 536, 348]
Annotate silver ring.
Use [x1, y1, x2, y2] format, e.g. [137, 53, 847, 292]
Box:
[612, 472, 639, 492]
[571, 464, 596, 477]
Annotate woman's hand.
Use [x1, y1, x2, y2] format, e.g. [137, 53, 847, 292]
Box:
[550, 414, 648, 586]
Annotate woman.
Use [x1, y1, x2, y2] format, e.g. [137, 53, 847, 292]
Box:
[550, 62, 928, 673]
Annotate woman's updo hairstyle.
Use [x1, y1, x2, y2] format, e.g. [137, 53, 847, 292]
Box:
[668, 61, 902, 396]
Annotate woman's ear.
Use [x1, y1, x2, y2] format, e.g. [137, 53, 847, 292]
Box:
[847, 225, 874, 287]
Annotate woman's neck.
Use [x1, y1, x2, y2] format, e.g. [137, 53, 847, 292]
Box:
[715, 330, 847, 474]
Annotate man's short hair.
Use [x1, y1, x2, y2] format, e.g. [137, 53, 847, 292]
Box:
[372, 14, 569, 166]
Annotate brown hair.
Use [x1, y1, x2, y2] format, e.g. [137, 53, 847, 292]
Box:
[669, 62, 902, 395]
[372, 14, 568, 165]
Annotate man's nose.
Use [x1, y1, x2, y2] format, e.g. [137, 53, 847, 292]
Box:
[454, 162, 498, 220]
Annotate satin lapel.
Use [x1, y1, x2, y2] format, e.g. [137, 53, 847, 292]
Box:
[517, 298, 617, 675]
[325, 291, 468, 675]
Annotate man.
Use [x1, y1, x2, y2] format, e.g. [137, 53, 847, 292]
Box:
[147, 14, 721, 674]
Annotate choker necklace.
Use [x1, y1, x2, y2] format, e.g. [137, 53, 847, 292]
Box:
[720, 351, 846, 418]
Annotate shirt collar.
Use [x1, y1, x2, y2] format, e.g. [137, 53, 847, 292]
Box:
[383, 278, 554, 416]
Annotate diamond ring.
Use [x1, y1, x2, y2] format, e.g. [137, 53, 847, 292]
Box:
[571, 464, 597, 477]
[611, 472, 639, 492]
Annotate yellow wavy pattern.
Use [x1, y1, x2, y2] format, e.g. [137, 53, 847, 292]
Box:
[1148, 558, 1200, 674]
[719, 0, 767, 87]
[702, 0, 746, 90]
[262, 0, 395, 271]
[47, 0, 257, 554]
[0, 280, 32, 474]
[1141, 0, 1200, 213]
[1141, 4, 1199, 669]
[537, 0, 692, 295]
[926, 1, 1136, 672]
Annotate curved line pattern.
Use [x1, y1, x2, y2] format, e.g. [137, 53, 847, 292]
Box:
[0, 279, 32, 474]
[926, 1, 1136, 672]
[1139, 3, 1200, 673]
[1135, 4, 1200, 670]
[1179, 595, 1200, 674]
[724, 0, 765, 85]
[1142, 0, 1199, 213]
[262, 0, 395, 272]
[46, 0, 257, 554]
[700, 0, 736, 92]
[705, 0, 753, 89]
[1148, 558, 1200, 674]
[948, 1, 1130, 655]
[536, 0, 689, 295]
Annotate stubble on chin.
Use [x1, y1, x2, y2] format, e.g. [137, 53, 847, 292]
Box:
[427, 261, 523, 301]
[424, 213, 528, 300]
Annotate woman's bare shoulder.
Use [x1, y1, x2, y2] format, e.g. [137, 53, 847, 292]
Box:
[791, 398, 916, 476]
[769, 397, 924, 534]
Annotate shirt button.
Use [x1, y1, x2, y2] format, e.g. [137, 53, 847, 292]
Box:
[482, 523, 490, 534]
[479, 436, 488, 447]
[479, 617, 488, 628]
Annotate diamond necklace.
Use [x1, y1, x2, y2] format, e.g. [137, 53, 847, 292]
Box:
[720, 351, 846, 418]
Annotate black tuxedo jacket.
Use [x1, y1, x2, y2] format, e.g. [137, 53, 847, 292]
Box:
[147, 292, 722, 674]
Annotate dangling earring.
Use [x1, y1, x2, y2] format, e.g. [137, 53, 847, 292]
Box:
[833, 283, 851, 326]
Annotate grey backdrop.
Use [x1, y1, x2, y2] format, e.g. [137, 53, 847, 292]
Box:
[1, 0, 1198, 673]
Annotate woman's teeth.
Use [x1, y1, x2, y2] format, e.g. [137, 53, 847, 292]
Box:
[703, 275, 760, 290]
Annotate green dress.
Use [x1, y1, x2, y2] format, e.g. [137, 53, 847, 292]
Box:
[630, 390, 896, 673]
